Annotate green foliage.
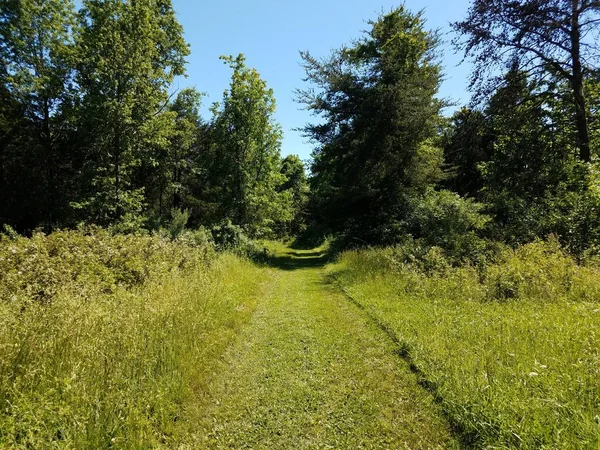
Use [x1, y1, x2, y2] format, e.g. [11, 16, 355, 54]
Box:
[442, 69, 600, 254]
[210, 220, 251, 252]
[0, 0, 79, 230]
[73, 0, 189, 227]
[0, 228, 213, 304]
[205, 54, 294, 237]
[0, 233, 265, 447]
[278, 155, 309, 235]
[453, 0, 598, 162]
[441, 107, 493, 197]
[299, 6, 444, 243]
[404, 188, 490, 261]
[167, 208, 190, 239]
[331, 241, 600, 448]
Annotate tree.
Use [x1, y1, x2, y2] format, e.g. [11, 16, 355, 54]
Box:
[472, 69, 599, 250]
[73, 0, 189, 228]
[453, 0, 600, 162]
[298, 7, 444, 243]
[209, 54, 292, 236]
[0, 0, 77, 229]
[139, 87, 204, 226]
[279, 154, 309, 234]
[441, 108, 493, 198]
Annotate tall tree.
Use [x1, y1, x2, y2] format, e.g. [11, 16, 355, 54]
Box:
[141, 87, 204, 225]
[209, 54, 292, 236]
[298, 7, 443, 242]
[0, 0, 77, 229]
[73, 0, 189, 228]
[453, 0, 600, 162]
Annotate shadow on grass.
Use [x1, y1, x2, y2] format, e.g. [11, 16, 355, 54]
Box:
[254, 249, 330, 271]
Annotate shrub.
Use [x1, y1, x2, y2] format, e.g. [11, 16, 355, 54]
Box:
[405, 188, 490, 262]
[167, 208, 191, 239]
[484, 238, 577, 301]
[211, 220, 251, 252]
[0, 228, 213, 304]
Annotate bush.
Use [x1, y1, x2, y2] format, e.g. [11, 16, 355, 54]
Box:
[485, 238, 576, 301]
[405, 188, 490, 262]
[210, 220, 251, 252]
[167, 208, 191, 239]
[0, 227, 213, 304]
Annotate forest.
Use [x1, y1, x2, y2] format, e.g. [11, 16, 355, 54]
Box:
[1, 0, 599, 448]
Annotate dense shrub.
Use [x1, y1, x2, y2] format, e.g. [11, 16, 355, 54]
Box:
[404, 188, 490, 261]
[0, 227, 214, 304]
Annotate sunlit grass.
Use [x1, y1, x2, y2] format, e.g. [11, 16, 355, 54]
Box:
[0, 231, 267, 448]
[329, 241, 600, 448]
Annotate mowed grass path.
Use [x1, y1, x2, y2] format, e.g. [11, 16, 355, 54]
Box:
[178, 247, 460, 449]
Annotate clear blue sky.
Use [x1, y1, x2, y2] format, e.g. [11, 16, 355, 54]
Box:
[172, 0, 474, 160]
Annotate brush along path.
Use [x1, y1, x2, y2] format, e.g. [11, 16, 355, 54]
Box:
[178, 246, 459, 449]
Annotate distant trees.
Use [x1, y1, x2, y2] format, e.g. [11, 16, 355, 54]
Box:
[3, 0, 599, 253]
[208, 55, 294, 236]
[441, 108, 492, 198]
[279, 155, 309, 235]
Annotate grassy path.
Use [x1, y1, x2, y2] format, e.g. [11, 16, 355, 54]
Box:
[181, 247, 460, 449]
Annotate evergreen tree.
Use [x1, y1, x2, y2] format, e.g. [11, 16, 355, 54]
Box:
[298, 7, 443, 243]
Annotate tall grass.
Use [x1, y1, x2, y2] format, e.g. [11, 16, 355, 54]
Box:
[0, 230, 267, 448]
[330, 239, 600, 448]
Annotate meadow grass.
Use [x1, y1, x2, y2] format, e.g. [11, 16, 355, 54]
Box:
[0, 231, 268, 448]
[184, 245, 459, 449]
[329, 240, 600, 448]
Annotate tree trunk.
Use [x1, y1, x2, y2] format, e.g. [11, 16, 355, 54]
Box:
[571, 0, 591, 163]
[173, 166, 182, 209]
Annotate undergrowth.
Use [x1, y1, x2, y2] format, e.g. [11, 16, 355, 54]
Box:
[0, 229, 267, 448]
[330, 238, 600, 449]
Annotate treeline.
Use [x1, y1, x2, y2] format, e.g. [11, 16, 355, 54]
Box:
[300, 1, 600, 256]
[2, 0, 600, 255]
[0, 0, 307, 236]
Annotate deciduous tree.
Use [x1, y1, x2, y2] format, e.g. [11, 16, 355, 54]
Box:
[453, 0, 600, 162]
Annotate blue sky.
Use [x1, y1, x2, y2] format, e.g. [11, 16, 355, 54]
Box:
[172, 0, 474, 160]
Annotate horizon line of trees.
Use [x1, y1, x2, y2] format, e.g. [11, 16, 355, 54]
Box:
[299, 1, 600, 256]
[0, 0, 307, 237]
[2, 0, 600, 256]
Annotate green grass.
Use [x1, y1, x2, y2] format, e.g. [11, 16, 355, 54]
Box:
[329, 241, 600, 449]
[179, 244, 459, 449]
[0, 249, 268, 448]
[6, 233, 597, 448]
[1, 236, 461, 448]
